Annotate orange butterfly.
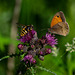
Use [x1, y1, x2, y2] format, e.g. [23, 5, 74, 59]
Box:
[49, 11, 69, 36]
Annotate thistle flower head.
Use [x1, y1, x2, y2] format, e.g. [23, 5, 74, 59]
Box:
[23, 54, 36, 64]
[19, 29, 37, 43]
[17, 25, 58, 65]
[45, 33, 58, 47]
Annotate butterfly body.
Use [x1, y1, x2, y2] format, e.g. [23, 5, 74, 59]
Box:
[49, 11, 69, 36]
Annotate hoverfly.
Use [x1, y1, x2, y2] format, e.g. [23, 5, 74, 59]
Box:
[17, 23, 33, 37]
[20, 25, 33, 37]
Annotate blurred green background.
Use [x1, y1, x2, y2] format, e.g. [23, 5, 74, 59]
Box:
[0, 0, 75, 75]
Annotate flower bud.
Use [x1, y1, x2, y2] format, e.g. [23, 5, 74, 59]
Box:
[18, 44, 24, 50]
[32, 59, 36, 64]
[39, 51, 43, 55]
[31, 45, 35, 48]
[46, 49, 51, 54]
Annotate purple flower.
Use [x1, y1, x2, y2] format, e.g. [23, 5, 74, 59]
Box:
[31, 29, 36, 35]
[23, 55, 36, 64]
[39, 51, 43, 55]
[18, 44, 24, 50]
[31, 45, 35, 48]
[17, 25, 59, 66]
[32, 59, 36, 64]
[19, 29, 37, 43]
[45, 33, 58, 47]
[30, 58, 36, 64]
[46, 48, 51, 54]
[40, 38, 46, 44]
[24, 55, 33, 61]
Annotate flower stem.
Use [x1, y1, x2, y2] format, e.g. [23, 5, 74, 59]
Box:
[0, 52, 25, 61]
[30, 67, 35, 75]
[36, 65, 57, 75]
[0, 56, 10, 61]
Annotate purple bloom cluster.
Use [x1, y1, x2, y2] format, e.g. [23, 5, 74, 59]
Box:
[45, 33, 58, 47]
[19, 29, 36, 43]
[18, 25, 58, 64]
[23, 55, 36, 64]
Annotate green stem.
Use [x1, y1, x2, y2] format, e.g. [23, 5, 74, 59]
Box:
[0, 52, 25, 61]
[36, 66, 56, 75]
[30, 67, 35, 75]
[0, 56, 10, 61]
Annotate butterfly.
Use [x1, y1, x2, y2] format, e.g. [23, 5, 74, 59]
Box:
[49, 11, 69, 36]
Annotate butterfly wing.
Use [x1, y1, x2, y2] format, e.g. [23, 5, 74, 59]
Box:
[51, 11, 66, 28]
[49, 22, 69, 36]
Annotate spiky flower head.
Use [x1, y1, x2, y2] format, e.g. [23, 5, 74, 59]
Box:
[19, 29, 37, 43]
[17, 25, 58, 65]
[45, 33, 58, 47]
